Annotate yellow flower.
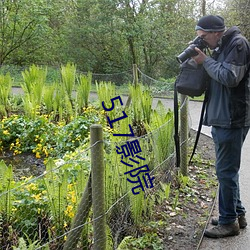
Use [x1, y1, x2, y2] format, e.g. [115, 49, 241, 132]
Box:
[36, 152, 41, 159]
[3, 130, 9, 135]
[65, 205, 74, 218]
[71, 195, 76, 204]
[32, 193, 42, 201]
[14, 149, 22, 155]
[26, 183, 37, 191]
[42, 147, 49, 157]
[12, 207, 17, 212]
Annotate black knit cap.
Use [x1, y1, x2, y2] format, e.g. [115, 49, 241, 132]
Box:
[195, 15, 225, 32]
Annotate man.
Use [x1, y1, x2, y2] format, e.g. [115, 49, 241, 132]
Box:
[192, 15, 250, 238]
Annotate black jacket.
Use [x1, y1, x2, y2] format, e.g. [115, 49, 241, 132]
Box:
[203, 26, 250, 128]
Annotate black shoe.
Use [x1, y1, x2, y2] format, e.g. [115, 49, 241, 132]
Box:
[211, 214, 247, 229]
[204, 222, 240, 238]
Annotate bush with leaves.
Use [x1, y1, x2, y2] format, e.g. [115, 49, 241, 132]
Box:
[0, 107, 101, 158]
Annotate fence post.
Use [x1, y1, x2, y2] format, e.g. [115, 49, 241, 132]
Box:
[133, 64, 138, 86]
[125, 64, 138, 109]
[63, 175, 92, 250]
[91, 124, 106, 250]
[180, 94, 188, 176]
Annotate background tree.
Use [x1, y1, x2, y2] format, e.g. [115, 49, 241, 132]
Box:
[65, 0, 200, 78]
[64, 0, 130, 73]
[0, 0, 235, 80]
[0, 0, 49, 65]
[220, 0, 250, 39]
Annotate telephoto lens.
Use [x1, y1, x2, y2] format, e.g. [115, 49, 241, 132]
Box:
[176, 36, 208, 63]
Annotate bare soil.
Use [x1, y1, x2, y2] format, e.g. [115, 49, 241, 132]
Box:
[160, 130, 217, 250]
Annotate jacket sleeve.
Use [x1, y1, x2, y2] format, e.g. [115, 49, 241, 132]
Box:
[203, 38, 250, 87]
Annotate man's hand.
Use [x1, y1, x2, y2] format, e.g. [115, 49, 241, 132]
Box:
[192, 47, 207, 64]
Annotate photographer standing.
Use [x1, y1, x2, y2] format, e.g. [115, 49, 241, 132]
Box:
[192, 15, 250, 238]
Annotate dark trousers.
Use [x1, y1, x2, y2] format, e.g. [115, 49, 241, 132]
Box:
[211, 126, 249, 225]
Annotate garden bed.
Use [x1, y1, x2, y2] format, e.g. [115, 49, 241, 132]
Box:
[0, 65, 217, 249]
[0, 152, 45, 180]
[0, 130, 217, 250]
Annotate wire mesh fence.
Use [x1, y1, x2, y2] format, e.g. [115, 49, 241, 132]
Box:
[0, 65, 190, 249]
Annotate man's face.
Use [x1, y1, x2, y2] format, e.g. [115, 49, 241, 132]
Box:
[196, 30, 222, 49]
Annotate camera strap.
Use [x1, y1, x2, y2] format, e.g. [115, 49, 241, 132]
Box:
[189, 91, 208, 164]
[174, 82, 181, 168]
[174, 85, 208, 168]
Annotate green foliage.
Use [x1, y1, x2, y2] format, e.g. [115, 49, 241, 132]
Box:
[150, 77, 175, 97]
[0, 111, 99, 158]
[17, 63, 87, 122]
[43, 85, 56, 113]
[0, 161, 14, 222]
[0, 76, 178, 247]
[0, 65, 25, 85]
[145, 100, 174, 164]
[12, 177, 48, 240]
[61, 63, 76, 101]
[1, 144, 91, 247]
[128, 191, 145, 225]
[0, 0, 227, 77]
[52, 82, 66, 121]
[172, 190, 180, 210]
[76, 72, 92, 111]
[178, 173, 192, 189]
[0, 73, 12, 116]
[96, 81, 117, 120]
[117, 233, 163, 250]
[0, 0, 52, 65]
[129, 84, 152, 125]
[157, 182, 171, 203]
[21, 65, 47, 118]
[13, 235, 46, 250]
[43, 159, 68, 230]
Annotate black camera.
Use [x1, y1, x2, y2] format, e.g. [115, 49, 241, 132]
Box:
[176, 36, 208, 63]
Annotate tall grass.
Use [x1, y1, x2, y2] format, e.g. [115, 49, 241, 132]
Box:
[43, 84, 55, 114]
[96, 81, 117, 121]
[0, 73, 12, 116]
[61, 63, 76, 103]
[129, 84, 152, 124]
[21, 65, 47, 118]
[0, 161, 14, 223]
[76, 72, 92, 112]
[145, 100, 174, 164]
